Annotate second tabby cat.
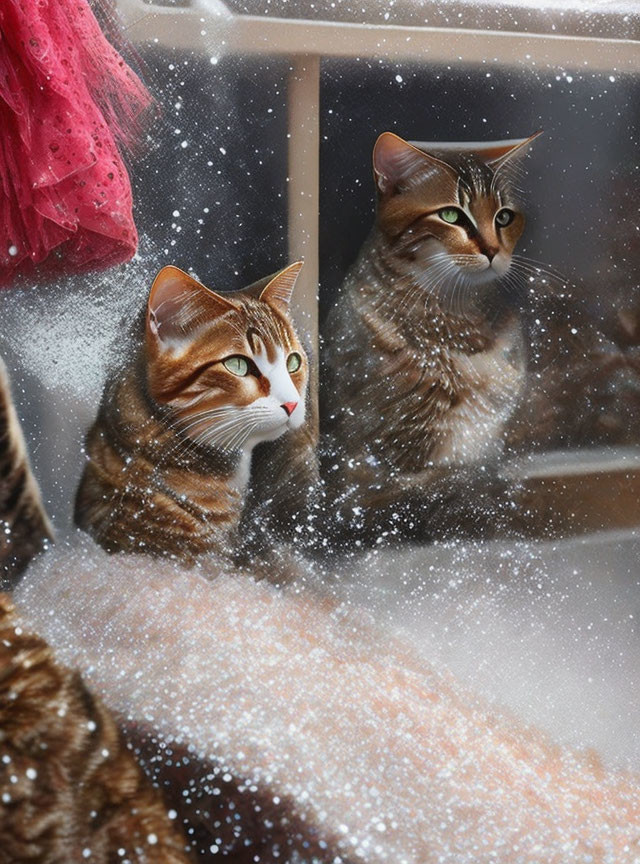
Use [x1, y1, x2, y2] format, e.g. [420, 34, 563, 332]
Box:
[74, 262, 318, 571]
[321, 131, 541, 546]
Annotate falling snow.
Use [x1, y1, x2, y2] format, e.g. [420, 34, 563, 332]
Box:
[1, 1, 640, 860]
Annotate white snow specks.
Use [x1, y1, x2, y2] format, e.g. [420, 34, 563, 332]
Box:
[14, 534, 640, 863]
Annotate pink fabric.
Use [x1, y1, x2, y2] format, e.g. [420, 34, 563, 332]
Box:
[0, 0, 151, 284]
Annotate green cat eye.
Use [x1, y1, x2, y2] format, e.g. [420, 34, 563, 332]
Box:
[223, 356, 249, 377]
[287, 352, 302, 373]
[495, 208, 515, 227]
[439, 208, 461, 224]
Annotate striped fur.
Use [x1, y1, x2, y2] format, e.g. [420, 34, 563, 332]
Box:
[0, 593, 189, 863]
[75, 264, 315, 567]
[321, 132, 540, 545]
[0, 357, 53, 589]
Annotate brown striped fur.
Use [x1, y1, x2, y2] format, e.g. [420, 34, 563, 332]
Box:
[321, 132, 541, 545]
[0, 357, 53, 588]
[0, 593, 189, 863]
[75, 264, 316, 568]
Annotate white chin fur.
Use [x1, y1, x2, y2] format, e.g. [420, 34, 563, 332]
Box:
[458, 257, 510, 285]
[250, 398, 306, 445]
[254, 423, 288, 444]
[489, 255, 511, 278]
[461, 268, 499, 287]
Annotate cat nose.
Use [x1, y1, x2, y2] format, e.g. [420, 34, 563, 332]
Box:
[281, 401, 298, 417]
[485, 247, 499, 262]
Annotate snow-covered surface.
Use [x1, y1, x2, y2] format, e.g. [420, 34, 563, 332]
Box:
[339, 530, 640, 769]
[13, 534, 640, 861]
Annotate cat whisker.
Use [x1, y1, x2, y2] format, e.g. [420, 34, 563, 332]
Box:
[197, 415, 246, 445]
[154, 412, 236, 466]
[200, 406, 271, 450]
[227, 421, 258, 452]
[510, 254, 573, 286]
[155, 408, 251, 469]
[170, 407, 238, 438]
[205, 414, 260, 452]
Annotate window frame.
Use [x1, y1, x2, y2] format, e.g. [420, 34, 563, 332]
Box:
[117, 0, 640, 539]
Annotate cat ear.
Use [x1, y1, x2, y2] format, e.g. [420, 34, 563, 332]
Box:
[147, 266, 239, 347]
[410, 131, 543, 168]
[482, 131, 543, 169]
[373, 132, 452, 195]
[259, 261, 303, 313]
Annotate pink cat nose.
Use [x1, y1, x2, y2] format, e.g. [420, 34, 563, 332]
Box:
[281, 401, 298, 417]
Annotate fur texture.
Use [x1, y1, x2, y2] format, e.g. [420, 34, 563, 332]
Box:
[0, 356, 53, 589]
[0, 592, 188, 863]
[75, 264, 317, 571]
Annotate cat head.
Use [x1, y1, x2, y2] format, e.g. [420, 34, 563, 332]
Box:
[145, 262, 308, 452]
[372, 130, 541, 286]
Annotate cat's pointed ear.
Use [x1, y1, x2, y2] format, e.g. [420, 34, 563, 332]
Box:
[147, 266, 238, 348]
[373, 132, 452, 195]
[259, 261, 303, 313]
[483, 131, 543, 169]
[410, 131, 543, 168]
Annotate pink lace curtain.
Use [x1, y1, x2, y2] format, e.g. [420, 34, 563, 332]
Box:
[0, 0, 151, 284]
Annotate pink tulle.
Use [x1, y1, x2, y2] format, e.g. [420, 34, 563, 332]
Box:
[0, 0, 151, 284]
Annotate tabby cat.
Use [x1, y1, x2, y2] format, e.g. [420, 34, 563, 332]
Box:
[74, 262, 317, 569]
[0, 261, 317, 861]
[0, 355, 53, 589]
[321, 130, 541, 545]
[0, 592, 189, 863]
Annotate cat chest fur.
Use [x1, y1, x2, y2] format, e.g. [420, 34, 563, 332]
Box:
[75, 376, 245, 561]
[430, 318, 524, 465]
[360, 306, 525, 470]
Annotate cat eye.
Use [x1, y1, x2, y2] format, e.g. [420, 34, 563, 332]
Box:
[223, 356, 249, 377]
[439, 208, 463, 224]
[495, 208, 515, 227]
[287, 352, 302, 373]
